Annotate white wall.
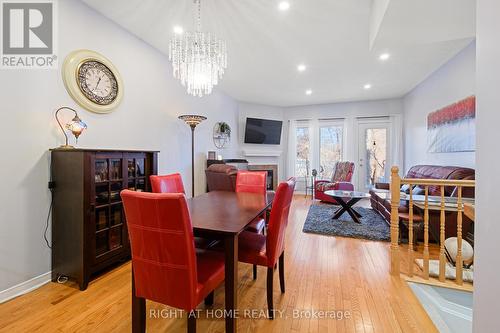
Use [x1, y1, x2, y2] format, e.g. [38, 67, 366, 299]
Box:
[473, 1, 500, 331]
[238, 102, 286, 180]
[0, 0, 240, 294]
[403, 41, 476, 172]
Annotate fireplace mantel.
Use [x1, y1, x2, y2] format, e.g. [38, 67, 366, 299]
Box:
[242, 150, 282, 157]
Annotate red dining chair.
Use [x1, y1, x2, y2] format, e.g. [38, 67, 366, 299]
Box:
[150, 173, 215, 250]
[237, 178, 296, 319]
[236, 170, 267, 195]
[235, 170, 267, 234]
[235, 170, 268, 280]
[121, 190, 225, 333]
[235, 171, 267, 236]
[150, 173, 185, 194]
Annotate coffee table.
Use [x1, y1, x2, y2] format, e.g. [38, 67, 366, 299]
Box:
[324, 190, 371, 223]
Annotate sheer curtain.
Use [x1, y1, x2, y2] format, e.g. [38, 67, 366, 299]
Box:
[286, 120, 297, 180]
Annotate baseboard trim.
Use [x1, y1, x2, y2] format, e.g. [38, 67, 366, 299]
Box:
[0, 271, 51, 304]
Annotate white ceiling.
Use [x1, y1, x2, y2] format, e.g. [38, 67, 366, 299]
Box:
[81, 0, 475, 107]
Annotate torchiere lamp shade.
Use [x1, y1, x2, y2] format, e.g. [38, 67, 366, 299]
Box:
[178, 115, 207, 128]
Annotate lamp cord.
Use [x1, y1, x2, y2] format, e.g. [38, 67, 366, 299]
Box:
[44, 157, 54, 249]
[44, 191, 53, 249]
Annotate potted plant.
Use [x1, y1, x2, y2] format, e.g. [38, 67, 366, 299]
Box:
[217, 122, 231, 138]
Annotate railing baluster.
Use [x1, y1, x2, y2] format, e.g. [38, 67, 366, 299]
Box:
[387, 169, 475, 288]
[456, 187, 463, 285]
[408, 183, 414, 277]
[439, 185, 446, 282]
[390, 167, 401, 276]
[423, 186, 430, 279]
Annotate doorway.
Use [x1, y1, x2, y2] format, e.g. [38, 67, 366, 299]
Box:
[357, 119, 391, 192]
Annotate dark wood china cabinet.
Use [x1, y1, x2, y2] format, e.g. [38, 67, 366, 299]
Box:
[50, 149, 158, 290]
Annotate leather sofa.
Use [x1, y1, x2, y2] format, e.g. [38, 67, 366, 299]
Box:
[370, 165, 475, 240]
[205, 164, 238, 191]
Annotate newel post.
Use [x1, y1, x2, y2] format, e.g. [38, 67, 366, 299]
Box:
[390, 166, 401, 276]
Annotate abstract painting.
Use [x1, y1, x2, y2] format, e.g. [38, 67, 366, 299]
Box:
[427, 95, 476, 153]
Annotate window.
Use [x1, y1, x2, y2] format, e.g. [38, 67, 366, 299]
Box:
[319, 123, 343, 178]
[356, 119, 391, 192]
[295, 125, 311, 177]
[364, 128, 387, 188]
[289, 119, 345, 190]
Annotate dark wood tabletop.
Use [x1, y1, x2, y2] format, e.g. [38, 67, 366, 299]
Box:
[188, 191, 273, 234]
[187, 190, 273, 333]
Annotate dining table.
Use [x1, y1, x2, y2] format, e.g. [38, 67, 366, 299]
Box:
[132, 190, 273, 333]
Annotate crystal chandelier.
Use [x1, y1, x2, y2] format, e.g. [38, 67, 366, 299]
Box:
[169, 0, 227, 97]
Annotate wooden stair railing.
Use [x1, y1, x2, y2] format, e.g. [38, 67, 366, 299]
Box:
[390, 166, 475, 289]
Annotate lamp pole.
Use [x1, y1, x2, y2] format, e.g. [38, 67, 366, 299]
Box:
[178, 115, 207, 197]
[190, 125, 195, 197]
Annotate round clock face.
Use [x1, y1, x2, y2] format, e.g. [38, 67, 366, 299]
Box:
[77, 60, 118, 105]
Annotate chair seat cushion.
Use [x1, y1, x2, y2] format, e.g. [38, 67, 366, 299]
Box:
[245, 218, 266, 234]
[195, 249, 225, 302]
[315, 182, 338, 192]
[238, 231, 268, 267]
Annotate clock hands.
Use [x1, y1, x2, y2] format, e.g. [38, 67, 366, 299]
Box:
[93, 77, 102, 92]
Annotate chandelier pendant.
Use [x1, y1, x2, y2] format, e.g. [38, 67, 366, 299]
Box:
[169, 0, 227, 97]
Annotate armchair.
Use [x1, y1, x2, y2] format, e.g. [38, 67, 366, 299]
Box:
[314, 161, 355, 204]
[205, 164, 237, 192]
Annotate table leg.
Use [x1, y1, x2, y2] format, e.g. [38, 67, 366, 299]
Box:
[332, 206, 347, 219]
[131, 267, 146, 333]
[332, 197, 351, 219]
[352, 208, 362, 218]
[225, 235, 238, 333]
[345, 207, 361, 223]
[332, 198, 363, 223]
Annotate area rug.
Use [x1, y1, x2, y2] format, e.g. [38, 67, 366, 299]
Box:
[302, 203, 390, 241]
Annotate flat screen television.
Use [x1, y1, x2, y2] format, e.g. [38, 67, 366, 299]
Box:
[244, 117, 283, 145]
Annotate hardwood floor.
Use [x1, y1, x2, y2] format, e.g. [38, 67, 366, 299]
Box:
[0, 196, 437, 333]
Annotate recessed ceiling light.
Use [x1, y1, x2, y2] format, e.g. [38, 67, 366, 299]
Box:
[297, 64, 306, 72]
[363, 84, 372, 90]
[305, 89, 312, 95]
[173, 25, 184, 34]
[379, 53, 390, 61]
[278, 1, 290, 11]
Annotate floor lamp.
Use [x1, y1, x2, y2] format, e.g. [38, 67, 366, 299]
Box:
[178, 114, 207, 197]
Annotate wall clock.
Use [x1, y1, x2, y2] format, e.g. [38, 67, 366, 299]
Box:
[62, 49, 123, 114]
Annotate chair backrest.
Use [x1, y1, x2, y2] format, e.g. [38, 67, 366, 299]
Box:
[265, 178, 296, 266]
[332, 162, 355, 182]
[121, 190, 198, 311]
[235, 171, 267, 194]
[150, 173, 185, 194]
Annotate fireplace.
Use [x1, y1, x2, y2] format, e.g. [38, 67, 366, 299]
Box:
[248, 164, 278, 190]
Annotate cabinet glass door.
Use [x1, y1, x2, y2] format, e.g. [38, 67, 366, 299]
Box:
[92, 154, 126, 262]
